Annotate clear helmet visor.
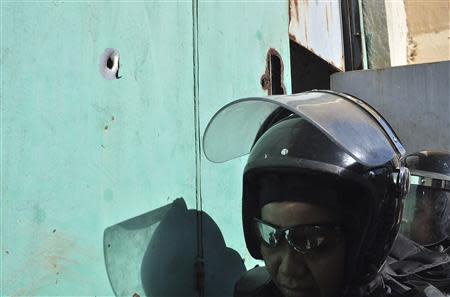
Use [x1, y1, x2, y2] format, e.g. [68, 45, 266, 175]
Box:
[400, 173, 450, 245]
[203, 91, 404, 167]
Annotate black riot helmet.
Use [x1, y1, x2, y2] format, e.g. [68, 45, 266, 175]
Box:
[400, 150, 450, 246]
[203, 90, 410, 292]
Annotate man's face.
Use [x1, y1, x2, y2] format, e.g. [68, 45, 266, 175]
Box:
[260, 201, 346, 297]
[410, 188, 434, 244]
[409, 187, 450, 245]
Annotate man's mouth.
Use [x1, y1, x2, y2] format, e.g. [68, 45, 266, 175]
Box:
[278, 278, 314, 290]
[279, 285, 315, 297]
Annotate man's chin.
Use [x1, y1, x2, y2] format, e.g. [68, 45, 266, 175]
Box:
[278, 285, 319, 297]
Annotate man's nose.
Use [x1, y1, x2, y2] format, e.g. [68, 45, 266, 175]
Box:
[278, 241, 309, 276]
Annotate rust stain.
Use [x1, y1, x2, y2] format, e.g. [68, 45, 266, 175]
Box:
[288, 32, 296, 41]
[289, 0, 299, 24]
[9, 230, 76, 296]
[289, 0, 301, 44]
[8, 222, 98, 296]
[304, 20, 308, 45]
[260, 74, 270, 91]
[407, 32, 418, 63]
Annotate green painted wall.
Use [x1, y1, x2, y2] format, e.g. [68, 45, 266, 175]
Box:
[1, 1, 290, 296]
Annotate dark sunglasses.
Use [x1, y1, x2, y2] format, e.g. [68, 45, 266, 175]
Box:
[254, 218, 342, 254]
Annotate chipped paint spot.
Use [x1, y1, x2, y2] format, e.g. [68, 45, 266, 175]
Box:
[261, 48, 286, 95]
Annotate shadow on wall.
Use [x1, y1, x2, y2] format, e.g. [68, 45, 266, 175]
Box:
[104, 198, 246, 297]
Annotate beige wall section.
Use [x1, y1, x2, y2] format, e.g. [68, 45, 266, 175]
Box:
[363, 0, 448, 69]
[404, 0, 450, 64]
[385, 0, 408, 66]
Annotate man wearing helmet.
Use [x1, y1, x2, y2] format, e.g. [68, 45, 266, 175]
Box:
[203, 91, 446, 297]
[382, 150, 450, 294]
[401, 150, 450, 251]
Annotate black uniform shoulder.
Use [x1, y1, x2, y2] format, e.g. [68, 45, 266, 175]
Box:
[234, 266, 280, 297]
[395, 284, 447, 297]
[383, 234, 450, 296]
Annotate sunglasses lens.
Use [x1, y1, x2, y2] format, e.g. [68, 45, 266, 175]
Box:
[288, 226, 340, 252]
[255, 221, 279, 248]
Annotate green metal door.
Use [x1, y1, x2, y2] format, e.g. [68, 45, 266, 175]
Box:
[1, 2, 290, 296]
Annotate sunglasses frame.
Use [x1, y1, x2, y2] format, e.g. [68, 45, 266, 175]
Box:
[253, 218, 343, 254]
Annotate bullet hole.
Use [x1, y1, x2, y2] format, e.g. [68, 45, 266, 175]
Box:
[132, 293, 140, 297]
[53, 229, 56, 233]
[104, 125, 108, 130]
[107, 244, 111, 248]
[106, 57, 114, 69]
[99, 48, 121, 80]
[111, 116, 115, 121]
[5, 251, 9, 255]
[261, 48, 286, 95]
[56, 272, 60, 275]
